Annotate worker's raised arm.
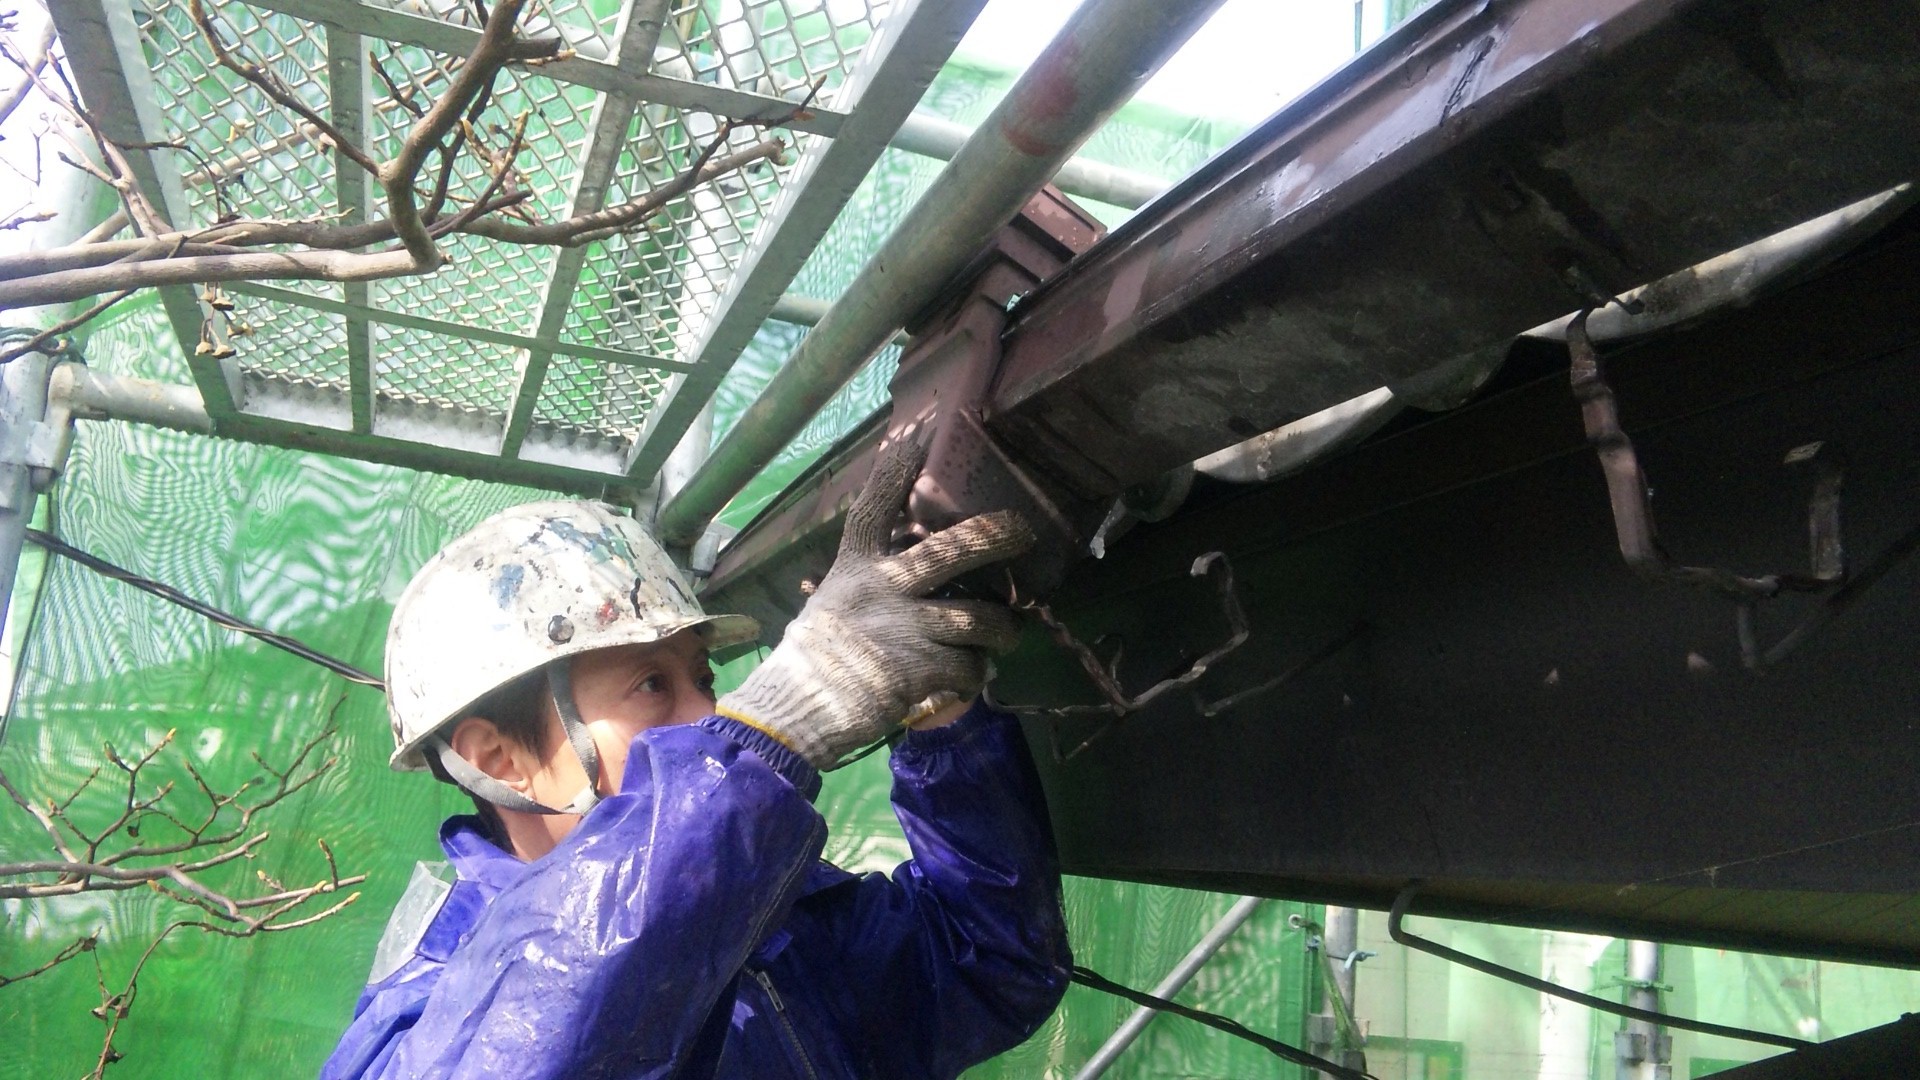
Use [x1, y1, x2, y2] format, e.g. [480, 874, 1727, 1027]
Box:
[328, 719, 824, 1080]
[328, 441, 1045, 1079]
[704, 444, 1066, 1075]
[799, 698, 1072, 1078]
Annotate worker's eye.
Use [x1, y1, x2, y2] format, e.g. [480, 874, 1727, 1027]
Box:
[634, 672, 668, 694]
[695, 668, 716, 696]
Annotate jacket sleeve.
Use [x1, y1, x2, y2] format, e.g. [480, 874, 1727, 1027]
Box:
[816, 700, 1072, 1079]
[355, 718, 825, 1080]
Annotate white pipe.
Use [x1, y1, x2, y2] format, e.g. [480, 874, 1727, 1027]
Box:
[890, 112, 1166, 210]
[1194, 387, 1399, 483]
[1538, 931, 1611, 1080]
[1074, 895, 1265, 1079]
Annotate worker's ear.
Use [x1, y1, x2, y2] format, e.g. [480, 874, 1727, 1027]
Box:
[448, 716, 534, 792]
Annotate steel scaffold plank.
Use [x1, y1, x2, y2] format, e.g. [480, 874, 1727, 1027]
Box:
[501, 0, 671, 458]
[620, 0, 991, 490]
[326, 26, 377, 433]
[225, 283, 693, 372]
[241, 0, 848, 135]
[44, 0, 244, 419]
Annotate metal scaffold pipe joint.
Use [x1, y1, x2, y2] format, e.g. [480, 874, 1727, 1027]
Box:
[50, 363, 214, 436]
[654, 0, 1229, 546]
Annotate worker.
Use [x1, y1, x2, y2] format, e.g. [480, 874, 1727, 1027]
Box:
[319, 444, 1070, 1079]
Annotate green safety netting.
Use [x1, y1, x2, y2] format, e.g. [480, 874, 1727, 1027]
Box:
[0, 32, 1333, 1078]
[11, 0, 1919, 1076]
[0, 293, 1326, 1078]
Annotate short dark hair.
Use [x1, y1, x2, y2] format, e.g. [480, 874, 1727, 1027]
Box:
[425, 667, 555, 839]
[467, 667, 554, 755]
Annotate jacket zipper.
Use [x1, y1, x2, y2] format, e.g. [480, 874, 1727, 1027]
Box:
[752, 967, 822, 1080]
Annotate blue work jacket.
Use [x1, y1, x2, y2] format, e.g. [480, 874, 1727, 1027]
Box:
[320, 701, 1070, 1079]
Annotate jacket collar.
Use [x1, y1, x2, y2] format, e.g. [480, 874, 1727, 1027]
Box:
[439, 815, 530, 897]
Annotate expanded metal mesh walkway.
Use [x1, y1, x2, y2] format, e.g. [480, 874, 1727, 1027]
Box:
[47, 0, 967, 494]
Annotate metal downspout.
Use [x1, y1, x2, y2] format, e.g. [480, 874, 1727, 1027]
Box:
[0, 128, 106, 655]
[654, 0, 1229, 546]
[1313, 905, 1365, 1078]
[1617, 941, 1672, 1080]
[1072, 895, 1264, 1079]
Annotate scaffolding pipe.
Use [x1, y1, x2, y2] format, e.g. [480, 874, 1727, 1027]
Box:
[1316, 905, 1364, 1078]
[49, 363, 214, 436]
[767, 294, 910, 347]
[1617, 941, 1670, 1080]
[0, 351, 51, 649]
[1389, 885, 1809, 1050]
[890, 111, 1166, 210]
[1073, 895, 1264, 1079]
[655, 0, 1228, 545]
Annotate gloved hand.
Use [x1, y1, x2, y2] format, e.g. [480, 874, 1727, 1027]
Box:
[716, 443, 1034, 770]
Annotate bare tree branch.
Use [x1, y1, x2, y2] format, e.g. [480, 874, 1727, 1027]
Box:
[0, 189, 540, 304]
[0, 761, 80, 863]
[0, 234, 185, 361]
[463, 132, 786, 247]
[171, 60, 455, 192]
[7, 50, 171, 236]
[0, 237, 247, 277]
[0, 934, 95, 990]
[0, 287, 132, 361]
[0, 0, 814, 356]
[379, 0, 552, 266]
[0, 6, 55, 132]
[2, 703, 366, 1076]
[433, 108, 529, 235]
[74, 210, 128, 246]
[185, 0, 380, 177]
[0, 246, 424, 307]
[0, 207, 56, 230]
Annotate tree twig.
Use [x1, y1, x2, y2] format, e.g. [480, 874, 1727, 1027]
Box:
[8, 51, 170, 236]
[185, 0, 380, 177]
[0, 8, 56, 132]
[0, 934, 95, 989]
[2, 701, 364, 1076]
[463, 132, 785, 247]
[0, 207, 56, 231]
[380, 0, 554, 267]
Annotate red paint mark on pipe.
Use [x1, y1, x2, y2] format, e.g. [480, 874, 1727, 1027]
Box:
[1000, 38, 1084, 159]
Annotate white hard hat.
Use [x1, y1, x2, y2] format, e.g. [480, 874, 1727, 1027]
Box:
[385, 500, 759, 782]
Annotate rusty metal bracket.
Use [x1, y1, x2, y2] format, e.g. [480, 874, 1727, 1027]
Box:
[1190, 621, 1368, 718]
[990, 551, 1250, 761]
[1739, 518, 1920, 671]
[1568, 311, 1861, 669]
[1570, 310, 1846, 601]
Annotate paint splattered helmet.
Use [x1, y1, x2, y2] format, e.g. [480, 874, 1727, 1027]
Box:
[384, 501, 758, 778]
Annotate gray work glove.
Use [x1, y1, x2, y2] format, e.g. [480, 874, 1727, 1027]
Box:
[716, 443, 1033, 770]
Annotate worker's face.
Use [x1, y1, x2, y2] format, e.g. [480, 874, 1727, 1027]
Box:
[523, 631, 718, 808]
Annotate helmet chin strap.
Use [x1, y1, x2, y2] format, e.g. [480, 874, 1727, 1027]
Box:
[544, 659, 604, 813]
[433, 659, 604, 817]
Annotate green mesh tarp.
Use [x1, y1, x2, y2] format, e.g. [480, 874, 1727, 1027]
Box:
[0, 294, 1322, 1078]
[1, 32, 1325, 1075]
[1, 299, 539, 1076]
[14, 3, 1914, 1075]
